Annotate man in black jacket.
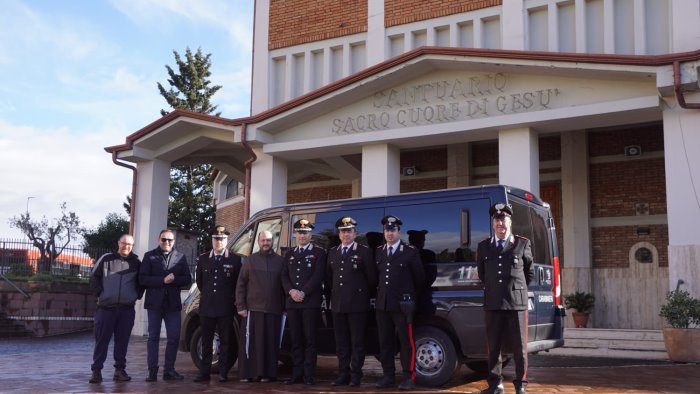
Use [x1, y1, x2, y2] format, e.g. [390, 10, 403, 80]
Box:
[477, 203, 534, 394]
[375, 215, 425, 391]
[194, 225, 242, 383]
[139, 229, 192, 382]
[326, 216, 376, 387]
[89, 234, 143, 384]
[281, 219, 327, 385]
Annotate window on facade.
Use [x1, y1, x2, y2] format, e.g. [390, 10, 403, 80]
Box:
[225, 179, 241, 199]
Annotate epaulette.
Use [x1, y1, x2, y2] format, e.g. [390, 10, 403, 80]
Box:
[406, 244, 416, 249]
[514, 234, 530, 241]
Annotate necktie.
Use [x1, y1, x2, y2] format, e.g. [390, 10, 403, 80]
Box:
[497, 239, 504, 252]
[215, 255, 221, 262]
[388, 245, 394, 257]
[341, 246, 348, 255]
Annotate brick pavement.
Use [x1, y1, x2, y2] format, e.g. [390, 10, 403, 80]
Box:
[0, 331, 697, 393]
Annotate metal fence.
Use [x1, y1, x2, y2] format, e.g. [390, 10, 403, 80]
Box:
[0, 238, 109, 280]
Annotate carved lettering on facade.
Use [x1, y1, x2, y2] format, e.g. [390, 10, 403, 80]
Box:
[331, 73, 561, 134]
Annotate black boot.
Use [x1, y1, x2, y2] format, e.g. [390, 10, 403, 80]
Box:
[113, 369, 131, 382]
[89, 369, 102, 384]
[145, 368, 158, 382]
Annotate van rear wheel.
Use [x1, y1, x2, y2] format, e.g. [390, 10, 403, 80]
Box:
[413, 326, 458, 387]
[190, 326, 237, 373]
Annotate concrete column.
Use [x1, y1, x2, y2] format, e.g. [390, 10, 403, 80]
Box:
[251, 0, 270, 113]
[361, 144, 400, 197]
[132, 158, 170, 336]
[351, 178, 361, 198]
[663, 102, 700, 299]
[249, 149, 288, 215]
[447, 143, 470, 188]
[560, 130, 593, 327]
[501, 0, 525, 50]
[670, 0, 700, 52]
[366, 0, 385, 66]
[498, 127, 539, 193]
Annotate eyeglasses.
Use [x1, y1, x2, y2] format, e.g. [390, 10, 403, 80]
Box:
[118, 241, 134, 246]
[160, 238, 174, 243]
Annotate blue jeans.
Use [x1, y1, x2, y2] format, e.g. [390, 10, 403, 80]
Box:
[147, 309, 181, 371]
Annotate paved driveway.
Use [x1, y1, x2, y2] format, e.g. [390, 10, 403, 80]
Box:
[0, 331, 696, 393]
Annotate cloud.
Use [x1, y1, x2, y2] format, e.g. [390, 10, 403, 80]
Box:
[110, 0, 253, 51]
[0, 0, 108, 63]
[0, 119, 132, 239]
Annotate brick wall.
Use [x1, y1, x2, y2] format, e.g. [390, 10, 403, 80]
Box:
[592, 225, 668, 268]
[269, 0, 367, 50]
[288, 184, 353, 204]
[0, 281, 95, 337]
[588, 124, 668, 269]
[401, 148, 447, 171]
[588, 124, 663, 157]
[471, 141, 498, 167]
[385, 0, 501, 27]
[539, 135, 561, 161]
[215, 200, 246, 234]
[400, 177, 447, 193]
[589, 159, 666, 217]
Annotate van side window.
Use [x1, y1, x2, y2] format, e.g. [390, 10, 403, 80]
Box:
[530, 208, 552, 266]
[292, 208, 384, 250]
[230, 223, 255, 257]
[230, 218, 283, 257]
[385, 199, 489, 289]
[251, 218, 283, 254]
[510, 201, 534, 241]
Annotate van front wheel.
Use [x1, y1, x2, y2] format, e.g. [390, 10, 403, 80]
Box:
[413, 326, 458, 387]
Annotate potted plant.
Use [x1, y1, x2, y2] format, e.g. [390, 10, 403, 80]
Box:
[659, 290, 700, 362]
[564, 291, 595, 328]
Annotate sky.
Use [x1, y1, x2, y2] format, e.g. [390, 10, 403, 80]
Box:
[0, 0, 254, 240]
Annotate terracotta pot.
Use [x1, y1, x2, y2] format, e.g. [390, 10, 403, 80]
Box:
[572, 311, 589, 328]
[663, 327, 700, 362]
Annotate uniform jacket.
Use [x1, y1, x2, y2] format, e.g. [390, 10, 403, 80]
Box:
[90, 251, 144, 308]
[196, 249, 242, 317]
[281, 244, 327, 309]
[476, 234, 535, 311]
[235, 250, 286, 315]
[139, 247, 192, 311]
[325, 242, 377, 313]
[375, 241, 425, 312]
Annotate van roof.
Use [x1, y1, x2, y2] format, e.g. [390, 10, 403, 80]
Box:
[250, 184, 545, 220]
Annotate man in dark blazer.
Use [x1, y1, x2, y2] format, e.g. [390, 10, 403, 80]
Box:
[193, 225, 242, 383]
[139, 229, 192, 382]
[281, 219, 327, 385]
[477, 203, 534, 394]
[325, 216, 377, 387]
[374, 215, 425, 391]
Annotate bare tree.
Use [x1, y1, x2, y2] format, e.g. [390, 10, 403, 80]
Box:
[8, 202, 82, 274]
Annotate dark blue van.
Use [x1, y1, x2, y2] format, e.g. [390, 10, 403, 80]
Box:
[180, 184, 565, 387]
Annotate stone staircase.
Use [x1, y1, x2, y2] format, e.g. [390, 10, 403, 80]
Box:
[544, 328, 668, 360]
[0, 312, 33, 338]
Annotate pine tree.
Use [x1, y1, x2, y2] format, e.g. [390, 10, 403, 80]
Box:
[158, 47, 222, 116]
[157, 47, 221, 249]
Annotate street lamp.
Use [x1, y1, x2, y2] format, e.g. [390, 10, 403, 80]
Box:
[26, 196, 35, 216]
